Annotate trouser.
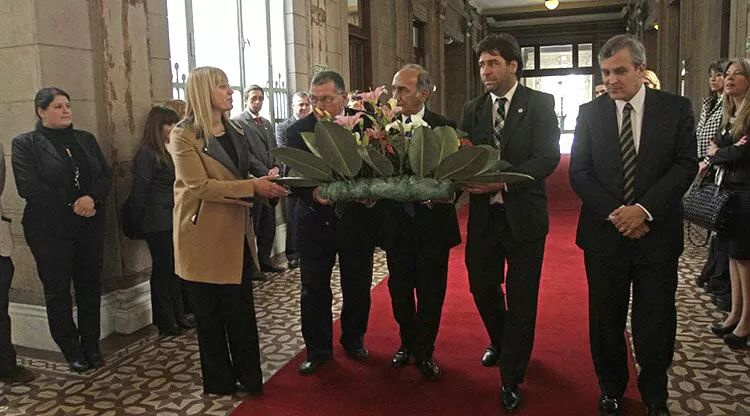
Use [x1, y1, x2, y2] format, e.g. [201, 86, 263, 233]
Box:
[144, 230, 185, 331]
[0, 256, 16, 373]
[252, 202, 276, 267]
[283, 196, 299, 262]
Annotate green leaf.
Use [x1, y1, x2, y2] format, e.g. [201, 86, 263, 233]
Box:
[314, 121, 362, 178]
[458, 171, 535, 184]
[300, 132, 321, 157]
[473, 145, 514, 174]
[432, 126, 460, 162]
[270, 147, 333, 181]
[408, 126, 441, 178]
[272, 177, 324, 187]
[433, 146, 488, 180]
[357, 146, 395, 177]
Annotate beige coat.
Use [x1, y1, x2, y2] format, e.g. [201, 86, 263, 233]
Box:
[171, 118, 259, 285]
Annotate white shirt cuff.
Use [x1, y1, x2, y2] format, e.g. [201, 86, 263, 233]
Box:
[635, 203, 653, 221]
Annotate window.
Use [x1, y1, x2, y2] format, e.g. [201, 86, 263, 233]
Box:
[578, 43, 592, 68]
[539, 45, 573, 69]
[166, 0, 288, 121]
[522, 47, 535, 70]
[348, 0, 371, 91]
[413, 20, 426, 68]
[348, 0, 361, 27]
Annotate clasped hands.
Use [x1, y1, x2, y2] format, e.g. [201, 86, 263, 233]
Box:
[71, 195, 96, 217]
[608, 205, 649, 239]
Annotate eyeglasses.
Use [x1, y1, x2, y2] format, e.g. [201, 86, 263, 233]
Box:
[309, 95, 337, 105]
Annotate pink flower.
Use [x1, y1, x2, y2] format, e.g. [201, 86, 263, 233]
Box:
[358, 86, 387, 105]
[380, 102, 403, 122]
[365, 126, 387, 142]
[334, 112, 363, 130]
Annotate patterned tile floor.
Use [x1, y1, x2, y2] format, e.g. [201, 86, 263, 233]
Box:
[1, 236, 749, 415]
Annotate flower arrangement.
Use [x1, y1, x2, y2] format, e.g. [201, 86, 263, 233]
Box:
[271, 88, 533, 202]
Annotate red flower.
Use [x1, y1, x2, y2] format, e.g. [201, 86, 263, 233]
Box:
[459, 138, 474, 148]
[385, 144, 396, 155]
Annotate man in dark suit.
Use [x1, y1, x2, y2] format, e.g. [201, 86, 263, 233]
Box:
[382, 64, 460, 381]
[569, 35, 697, 416]
[459, 33, 560, 412]
[232, 85, 284, 274]
[274, 91, 311, 270]
[286, 71, 377, 375]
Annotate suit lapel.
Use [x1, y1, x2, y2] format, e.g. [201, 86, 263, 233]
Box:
[34, 133, 64, 162]
[203, 132, 243, 179]
[600, 97, 625, 192]
[228, 120, 250, 177]
[635, 89, 659, 194]
[500, 85, 529, 154]
[473, 94, 493, 146]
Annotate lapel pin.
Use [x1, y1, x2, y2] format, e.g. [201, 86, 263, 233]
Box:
[518, 108, 524, 114]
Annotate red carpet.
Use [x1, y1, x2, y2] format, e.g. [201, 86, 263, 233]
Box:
[234, 155, 642, 415]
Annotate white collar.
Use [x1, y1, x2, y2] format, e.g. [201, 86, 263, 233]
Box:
[490, 81, 519, 105]
[615, 83, 646, 115]
[402, 105, 426, 121]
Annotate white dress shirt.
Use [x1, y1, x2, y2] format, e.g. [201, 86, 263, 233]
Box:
[488, 81, 519, 204]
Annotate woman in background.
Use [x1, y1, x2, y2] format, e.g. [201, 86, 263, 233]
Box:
[12, 87, 112, 372]
[642, 69, 661, 90]
[131, 105, 195, 335]
[708, 58, 750, 349]
[172, 66, 287, 394]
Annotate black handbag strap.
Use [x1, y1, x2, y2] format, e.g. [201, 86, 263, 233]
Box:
[686, 223, 711, 247]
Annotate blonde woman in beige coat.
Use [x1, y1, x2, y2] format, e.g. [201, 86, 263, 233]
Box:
[172, 66, 287, 395]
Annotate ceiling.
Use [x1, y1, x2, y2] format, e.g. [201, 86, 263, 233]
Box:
[471, 0, 548, 10]
[470, 0, 628, 14]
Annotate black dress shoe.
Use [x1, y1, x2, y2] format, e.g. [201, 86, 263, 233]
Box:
[260, 263, 285, 273]
[68, 358, 90, 373]
[298, 358, 330, 376]
[345, 347, 369, 361]
[159, 326, 186, 336]
[598, 395, 623, 416]
[391, 347, 410, 368]
[177, 314, 197, 329]
[645, 405, 671, 416]
[724, 332, 749, 349]
[481, 345, 499, 367]
[85, 352, 105, 369]
[236, 381, 263, 395]
[501, 384, 522, 413]
[0, 365, 36, 383]
[714, 296, 731, 312]
[710, 322, 737, 337]
[415, 359, 441, 381]
[287, 259, 300, 269]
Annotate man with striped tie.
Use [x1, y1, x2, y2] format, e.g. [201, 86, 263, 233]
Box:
[459, 33, 560, 413]
[569, 34, 697, 416]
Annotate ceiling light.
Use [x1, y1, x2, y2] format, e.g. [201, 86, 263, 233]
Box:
[544, 0, 559, 10]
[653, 23, 659, 30]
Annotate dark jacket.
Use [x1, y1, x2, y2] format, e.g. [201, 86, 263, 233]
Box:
[131, 147, 175, 233]
[275, 117, 297, 148]
[232, 112, 278, 177]
[12, 127, 112, 234]
[710, 126, 750, 186]
[459, 85, 561, 243]
[570, 88, 698, 260]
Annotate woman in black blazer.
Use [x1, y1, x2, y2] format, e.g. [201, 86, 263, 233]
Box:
[11, 87, 112, 372]
[130, 105, 194, 335]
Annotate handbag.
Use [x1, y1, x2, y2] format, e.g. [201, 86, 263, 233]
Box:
[121, 194, 144, 239]
[683, 167, 736, 233]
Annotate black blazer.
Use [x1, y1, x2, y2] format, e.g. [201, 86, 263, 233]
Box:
[232, 112, 278, 177]
[569, 88, 698, 260]
[131, 147, 175, 233]
[710, 126, 750, 185]
[275, 117, 296, 148]
[12, 128, 112, 233]
[378, 108, 461, 250]
[458, 85, 561, 243]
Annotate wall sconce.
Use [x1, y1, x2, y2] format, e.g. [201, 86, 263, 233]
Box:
[545, 0, 559, 10]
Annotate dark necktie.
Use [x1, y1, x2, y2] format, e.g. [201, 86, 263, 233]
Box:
[620, 102, 637, 204]
[254, 116, 263, 126]
[493, 97, 508, 151]
[403, 115, 416, 217]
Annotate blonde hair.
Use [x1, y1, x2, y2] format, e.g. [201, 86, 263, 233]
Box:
[164, 99, 186, 118]
[184, 67, 230, 139]
[722, 58, 750, 141]
[642, 69, 661, 90]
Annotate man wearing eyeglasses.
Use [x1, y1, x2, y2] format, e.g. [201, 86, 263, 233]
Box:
[285, 71, 377, 376]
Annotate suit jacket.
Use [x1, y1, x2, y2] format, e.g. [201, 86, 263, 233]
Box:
[379, 108, 461, 250]
[171, 117, 259, 285]
[12, 126, 112, 235]
[569, 88, 698, 260]
[275, 117, 296, 148]
[232, 111, 278, 177]
[130, 147, 175, 233]
[458, 85, 561, 242]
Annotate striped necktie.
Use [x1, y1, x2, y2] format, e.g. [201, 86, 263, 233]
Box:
[493, 97, 508, 150]
[620, 102, 636, 204]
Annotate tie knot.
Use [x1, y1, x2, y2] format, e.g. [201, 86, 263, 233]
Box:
[624, 102, 633, 111]
[405, 116, 412, 124]
[496, 97, 507, 106]
[255, 116, 263, 125]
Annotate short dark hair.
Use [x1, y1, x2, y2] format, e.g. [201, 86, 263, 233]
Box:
[243, 84, 264, 101]
[311, 71, 346, 94]
[476, 33, 523, 76]
[34, 87, 70, 120]
[709, 60, 728, 75]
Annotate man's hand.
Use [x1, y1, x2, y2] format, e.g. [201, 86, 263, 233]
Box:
[623, 222, 650, 239]
[254, 175, 288, 198]
[355, 197, 377, 208]
[268, 166, 280, 176]
[463, 182, 506, 194]
[72, 195, 96, 217]
[608, 205, 647, 234]
[312, 186, 332, 205]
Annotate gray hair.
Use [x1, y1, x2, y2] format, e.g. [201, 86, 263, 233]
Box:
[310, 71, 346, 94]
[292, 91, 309, 100]
[401, 64, 436, 97]
[598, 34, 646, 67]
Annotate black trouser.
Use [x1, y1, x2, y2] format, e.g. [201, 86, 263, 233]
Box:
[298, 212, 375, 361]
[283, 196, 299, 262]
[465, 206, 545, 385]
[25, 220, 104, 360]
[144, 230, 185, 331]
[584, 245, 678, 407]
[184, 244, 261, 395]
[385, 218, 449, 361]
[252, 202, 276, 268]
[0, 256, 16, 374]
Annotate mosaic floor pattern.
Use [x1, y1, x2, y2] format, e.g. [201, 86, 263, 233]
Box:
[1, 236, 749, 415]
